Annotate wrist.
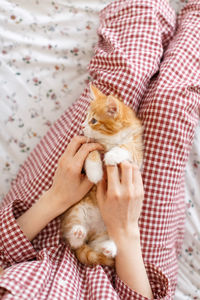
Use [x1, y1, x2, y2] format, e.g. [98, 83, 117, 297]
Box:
[40, 189, 64, 220]
[112, 225, 141, 249]
[16, 190, 62, 241]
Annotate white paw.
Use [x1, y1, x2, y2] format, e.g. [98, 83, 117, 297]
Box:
[68, 225, 87, 249]
[100, 240, 117, 258]
[85, 156, 103, 184]
[104, 147, 132, 165]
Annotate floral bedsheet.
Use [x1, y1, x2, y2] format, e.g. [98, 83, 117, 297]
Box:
[0, 0, 199, 299]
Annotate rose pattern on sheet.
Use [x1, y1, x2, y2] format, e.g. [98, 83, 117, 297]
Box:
[1, 0, 200, 299]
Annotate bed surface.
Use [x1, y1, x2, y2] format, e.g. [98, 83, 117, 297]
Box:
[0, 0, 199, 298]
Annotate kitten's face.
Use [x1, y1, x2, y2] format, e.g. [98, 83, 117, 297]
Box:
[82, 85, 134, 139]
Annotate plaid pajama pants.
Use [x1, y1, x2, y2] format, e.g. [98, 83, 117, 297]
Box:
[1, 0, 200, 299]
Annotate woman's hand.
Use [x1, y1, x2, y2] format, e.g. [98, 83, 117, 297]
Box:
[48, 135, 104, 215]
[97, 162, 153, 299]
[96, 161, 144, 244]
[17, 136, 103, 241]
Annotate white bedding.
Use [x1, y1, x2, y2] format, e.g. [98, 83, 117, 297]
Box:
[0, 0, 199, 298]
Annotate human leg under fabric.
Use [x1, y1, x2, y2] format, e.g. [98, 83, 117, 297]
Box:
[138, 0, 200, 297]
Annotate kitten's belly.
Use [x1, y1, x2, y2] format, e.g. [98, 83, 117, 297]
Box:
[82, 202, 106, 234]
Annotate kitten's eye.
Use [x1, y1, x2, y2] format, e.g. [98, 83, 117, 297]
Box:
[90, 118, 98, 125]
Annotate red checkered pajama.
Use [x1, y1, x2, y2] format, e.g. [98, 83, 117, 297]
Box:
[0, 0, 199, 299]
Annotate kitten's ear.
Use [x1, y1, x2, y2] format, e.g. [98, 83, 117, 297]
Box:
[89, 83, 104, 100]
[106, 96, 119, 118]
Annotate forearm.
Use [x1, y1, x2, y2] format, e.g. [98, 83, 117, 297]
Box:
[16, 190, 61, 241]
[115, 228, 153, 299]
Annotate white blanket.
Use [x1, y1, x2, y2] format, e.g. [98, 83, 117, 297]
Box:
[0, 0, 199, 298]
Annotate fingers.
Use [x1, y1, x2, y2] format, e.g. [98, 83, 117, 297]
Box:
[106, 161, 134, 190]
[96, 177, 107, 206]
[106, 165, 120, 191]
[74, 142, 104, 165]
[120, 161, 133, 185]
[60, 136, 103, 173]
[101, 161, 142, 189]
[132, 163, 143, 188]
[120, 161, 142, 187]
[65, 136, 88, 156]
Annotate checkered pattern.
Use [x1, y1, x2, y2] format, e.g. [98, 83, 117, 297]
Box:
[0, 0, 200, 299]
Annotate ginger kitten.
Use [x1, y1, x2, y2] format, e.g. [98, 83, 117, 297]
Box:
[61, 84, 143, 266]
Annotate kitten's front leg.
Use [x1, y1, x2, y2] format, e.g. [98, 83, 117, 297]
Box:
[85, 150, 103, 183]
[104, 146, 132, 165]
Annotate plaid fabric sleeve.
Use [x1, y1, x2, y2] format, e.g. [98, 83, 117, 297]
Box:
[89, 0, 176, 112]
[0, 200, 37, 267]
[137, 0, 200, 298]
